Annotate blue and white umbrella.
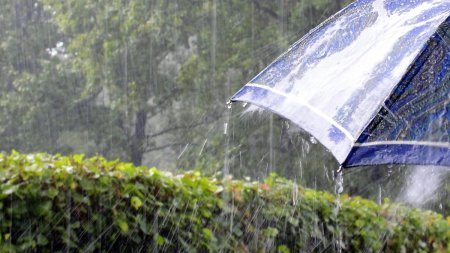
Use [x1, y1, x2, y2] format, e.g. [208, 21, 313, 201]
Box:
[231, 0, 450, 168]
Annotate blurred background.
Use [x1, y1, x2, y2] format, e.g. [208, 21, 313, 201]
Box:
[0, 0, 448, 215]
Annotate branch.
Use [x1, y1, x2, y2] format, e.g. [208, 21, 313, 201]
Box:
[146, 114, 223, 139]
[145, 88, 181, 117]
[145, 142, 186, 152]
[74, 88, 103, 108]
[251, 0, 279, 20]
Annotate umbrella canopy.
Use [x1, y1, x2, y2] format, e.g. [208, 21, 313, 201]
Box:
[230, 0, 450, 168]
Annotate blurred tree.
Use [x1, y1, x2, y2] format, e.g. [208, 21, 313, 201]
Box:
[0, 0, 80, 153]
[41, 0, 205, 165]
[38, 0, 351, 167]
[0, 0, 125, 158]
[1, 0, 448, 215]
[1, 0, 349, 171]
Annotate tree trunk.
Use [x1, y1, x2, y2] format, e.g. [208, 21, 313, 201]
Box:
[131, 109, 147, 166]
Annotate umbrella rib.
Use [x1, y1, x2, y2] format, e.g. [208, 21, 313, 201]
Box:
[246, 83, 355, 142]
[354, 140, 450, 148]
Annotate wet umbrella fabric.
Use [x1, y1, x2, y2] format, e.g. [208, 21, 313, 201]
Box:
[230, 0, 450, 168]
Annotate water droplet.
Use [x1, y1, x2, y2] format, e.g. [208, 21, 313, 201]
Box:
[223, 123, 228, 135]
[333, 166, 344, 195]
[242, 102, 248, 108]
[292, 180, 298, 206]
[337, 183, 343, 194]
[377, 185, 382, 204]
[387, 169, 392, 176]
[310, 136, 317, 144]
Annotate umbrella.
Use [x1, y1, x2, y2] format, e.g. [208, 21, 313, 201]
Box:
[230, 0, 450, 168]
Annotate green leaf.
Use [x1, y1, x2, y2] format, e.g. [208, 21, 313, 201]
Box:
[154, 234, 165, 246]
[131, 196, 143, 210]
[35, 201, 52, 216]
[79, 179, 94, 192]
[137, 215, 151, 235]
[202, 228, 212, 239]
[73, 154, 84, 164]
[263, 227, 279, 237]
[116, 219, 129, 233]
[37, 234, 48, 246]
[277, 245, 290, 253]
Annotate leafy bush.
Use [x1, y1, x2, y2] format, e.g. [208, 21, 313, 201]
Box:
[0, 152, 448, 252]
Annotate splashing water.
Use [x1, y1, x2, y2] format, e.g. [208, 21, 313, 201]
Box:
[223, 103, 232, 177]
[397, 166, 450, 208]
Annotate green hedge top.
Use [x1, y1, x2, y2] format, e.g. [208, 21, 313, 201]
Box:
[0, 152, 449, 252]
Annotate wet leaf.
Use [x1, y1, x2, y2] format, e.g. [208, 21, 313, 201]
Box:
[277, 245, 290, 253]
[263, 227, 279, 237]
[116, 219, 129, 233]
[131, 196, 142, 210]
[154, 234, 165, 246]
[35, 201, 52, 216]
[0, 153, 448, 252]
[37, 234, 48, 246]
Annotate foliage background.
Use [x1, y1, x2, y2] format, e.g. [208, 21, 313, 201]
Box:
[0, 152, 448, 252]
[0, 0, 448, 215]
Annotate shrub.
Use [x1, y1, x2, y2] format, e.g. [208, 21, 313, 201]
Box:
[0, 152, 448, 252]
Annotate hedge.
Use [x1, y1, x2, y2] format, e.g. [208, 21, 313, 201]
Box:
[0, 152, 449, 252]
